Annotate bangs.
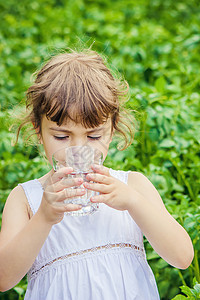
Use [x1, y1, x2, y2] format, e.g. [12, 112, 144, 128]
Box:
[46, 100, 111, 128]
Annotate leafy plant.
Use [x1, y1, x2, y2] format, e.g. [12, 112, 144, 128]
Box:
[0, 0, 200, 299]
[171, 279, 200, 300]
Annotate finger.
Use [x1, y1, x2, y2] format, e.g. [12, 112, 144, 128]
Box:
[47, 177, 84, 193]
[51, 167, 74, 184]
[83, 182, 112, 194]
[62, 187, 86, 201]
[53, 202, 82, 213]
[64, 203, 82, 212]
[86, 173, 113, 185]
[56, 203, 83, 212]
[43, 167, 74, 189]
[91, 164, 111, 176]
[90, 193, 108, 203]
[44, 187, 86, 203]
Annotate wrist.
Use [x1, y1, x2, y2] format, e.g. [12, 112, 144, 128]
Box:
[38, 196, 65, 226]
[35, 206, 55, 229]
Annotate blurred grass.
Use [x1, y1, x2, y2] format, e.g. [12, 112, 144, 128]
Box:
[0, 0, 200, 299]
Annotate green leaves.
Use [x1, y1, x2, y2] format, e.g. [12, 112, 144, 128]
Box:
[155, 76, 167, 93]
[172, 280, 200, 300]
[0, 0, 200, 299]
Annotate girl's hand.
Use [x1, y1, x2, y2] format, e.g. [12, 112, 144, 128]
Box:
[38, 168, 86, 224]
[83, 165, 134, 211]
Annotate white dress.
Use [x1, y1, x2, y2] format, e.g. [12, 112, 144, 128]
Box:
[20, 168, 160, 300]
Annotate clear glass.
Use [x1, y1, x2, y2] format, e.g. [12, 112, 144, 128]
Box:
[52, 145, 103, 216]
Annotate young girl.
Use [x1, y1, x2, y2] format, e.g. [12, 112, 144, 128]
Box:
[0, 49, 193, 299]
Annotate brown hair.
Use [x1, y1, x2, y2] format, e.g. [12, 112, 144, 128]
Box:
[17, 48, 135, 150]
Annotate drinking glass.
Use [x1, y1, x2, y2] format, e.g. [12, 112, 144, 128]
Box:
[52, 145, 103, 216]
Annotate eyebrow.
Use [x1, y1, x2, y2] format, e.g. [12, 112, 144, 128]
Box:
[49, 127, 104, 134]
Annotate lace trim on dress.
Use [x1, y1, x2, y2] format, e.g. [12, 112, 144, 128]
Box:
[28, 242, 145, 281]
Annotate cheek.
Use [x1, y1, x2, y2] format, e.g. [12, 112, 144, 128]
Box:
[42, 137, 57, 162]
[95, 141, 110, 162]
[102, 150, 108, 162]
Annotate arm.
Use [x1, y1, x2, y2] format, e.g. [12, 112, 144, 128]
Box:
[0, 168, 85, 292]
[84, 165, 194, 269]
[0, 185, 52, 291]
[127, 172, 194, 269]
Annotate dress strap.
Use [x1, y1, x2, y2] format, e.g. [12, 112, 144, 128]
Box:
[109, 168, 131, 184]
[19, 179, 43, 215]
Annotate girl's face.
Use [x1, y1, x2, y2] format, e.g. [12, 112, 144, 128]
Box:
[40, 116, 114, 166]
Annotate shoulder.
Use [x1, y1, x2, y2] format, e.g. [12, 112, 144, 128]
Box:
[3, 178, 41, 223]
[7, 184, 27, 203]
[127, 171, 165, 208]
[5, 185, 31, 218]
[127, 171, 154, 193]
[0, 185, 31, 246]
[127, 171, 151, 187]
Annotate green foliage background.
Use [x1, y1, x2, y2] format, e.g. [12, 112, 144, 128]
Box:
[0, 0, 200, 299]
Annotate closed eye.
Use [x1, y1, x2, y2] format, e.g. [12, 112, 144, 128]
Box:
[54, 136, 69, 140]
[88, 136, 101, 140]
[53, 136, 101, 140]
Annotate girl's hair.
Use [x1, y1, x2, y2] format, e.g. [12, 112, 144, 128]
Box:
[17, 48, 135, 150]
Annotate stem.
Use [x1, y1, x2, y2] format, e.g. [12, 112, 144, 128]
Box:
[141, 112, 148, 166]
[178, 269, 187, 286]
[170, 158, 195, 202]
[194, 249, 200, 282]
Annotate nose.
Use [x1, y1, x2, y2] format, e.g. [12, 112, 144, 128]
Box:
[69, 137, 87, 147]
